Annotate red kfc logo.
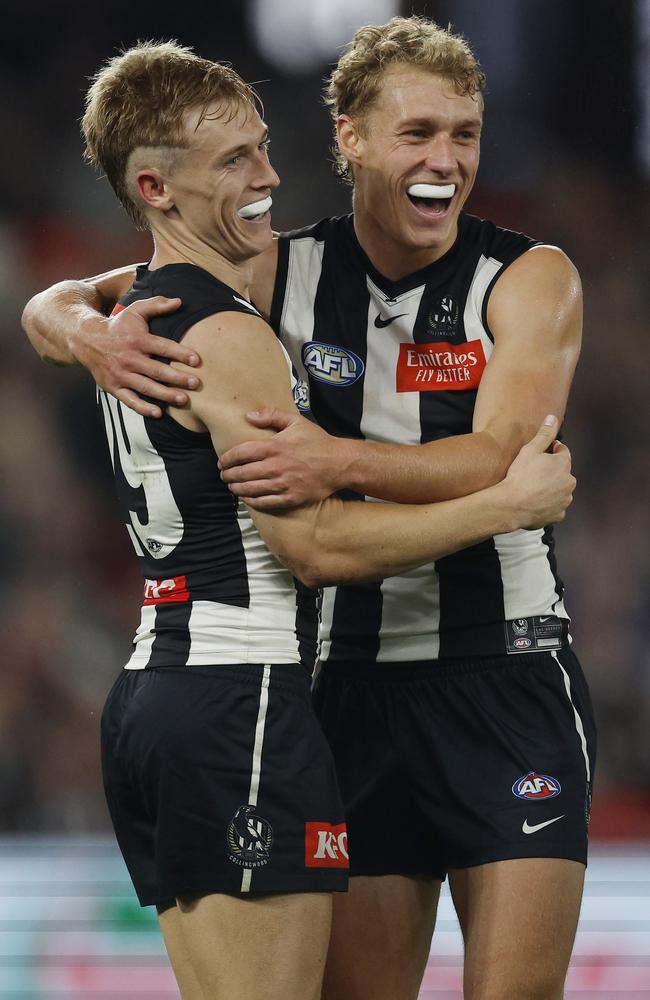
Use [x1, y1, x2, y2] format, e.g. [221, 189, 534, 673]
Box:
[396, 339, 487, 392]
[305, 822, 349, 868]
[143, 575, 190, 605]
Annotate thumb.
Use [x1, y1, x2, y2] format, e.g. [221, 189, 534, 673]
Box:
[129, 295, 182, 317]
[529, 414, 558, 451]
[245, 406, 298, 430]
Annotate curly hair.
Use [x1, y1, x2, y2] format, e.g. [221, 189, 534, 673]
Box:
[82, 41, 260, 228]
[325, 16, 486, 184]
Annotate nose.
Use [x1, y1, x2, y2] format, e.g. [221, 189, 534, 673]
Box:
[253, 149, 280, 191]
[422, 133, 456, 175]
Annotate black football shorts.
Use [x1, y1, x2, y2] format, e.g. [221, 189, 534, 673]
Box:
[312, 648, 596, 879]
[101, 663, 348, 906]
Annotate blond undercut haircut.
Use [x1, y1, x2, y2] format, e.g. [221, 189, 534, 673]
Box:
[325, 15, 486, 183]
[82, 41, 260, 228]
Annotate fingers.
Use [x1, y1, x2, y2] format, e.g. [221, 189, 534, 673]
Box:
[120, 349, 201, 390]
[147, 334, 201, 370]
[116, 374, 190, 408]
[245, 407, 299, 430]
[127, 295, 183, 318]
[228, 480, 283, 498]
[219, 442, 274, 473]
[527, 414, 559, 452]
[116, 388, 163, 419]
[240, 494, 297, 512]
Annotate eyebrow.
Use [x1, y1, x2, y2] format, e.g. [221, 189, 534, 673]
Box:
[220, 126, 269, 161]
[399, 116, 482, 130]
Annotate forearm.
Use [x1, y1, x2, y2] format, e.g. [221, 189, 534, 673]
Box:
[332, 429, 515, 504]
[252, 482, 517, 588]
[22, 281, 105, 365]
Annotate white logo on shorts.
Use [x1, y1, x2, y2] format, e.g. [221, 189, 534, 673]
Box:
[522, 815, 565, 835]
[227, 804, 273, 868]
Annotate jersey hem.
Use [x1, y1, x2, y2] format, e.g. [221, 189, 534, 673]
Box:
[125, 650, 304, 669]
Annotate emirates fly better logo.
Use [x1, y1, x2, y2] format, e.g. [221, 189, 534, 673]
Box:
[396, 339, 487, 392]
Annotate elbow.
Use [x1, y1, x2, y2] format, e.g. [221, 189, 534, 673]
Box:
[21, 297, 43, 355]
[289, 551, 369, 589]
[280, 545, 358, 589]
[270, 534, 325, 589]
[283, 552, 333, 590]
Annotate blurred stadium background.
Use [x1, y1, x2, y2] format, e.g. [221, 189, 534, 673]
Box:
[1, 0, 648, 996]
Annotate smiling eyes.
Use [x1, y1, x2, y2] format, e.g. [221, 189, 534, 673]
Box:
[402, 129, 479, 142]
[226, 139, 271, 168]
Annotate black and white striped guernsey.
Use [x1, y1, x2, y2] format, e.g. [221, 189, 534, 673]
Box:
[99, 263, 316, 670]
[270, 212, 569, 662]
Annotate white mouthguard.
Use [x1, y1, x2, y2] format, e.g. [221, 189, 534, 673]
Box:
[407, 183, 456, 199]
[237, 196, 272, 219]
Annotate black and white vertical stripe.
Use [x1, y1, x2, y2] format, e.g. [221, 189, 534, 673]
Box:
[274, 215, 569, 663]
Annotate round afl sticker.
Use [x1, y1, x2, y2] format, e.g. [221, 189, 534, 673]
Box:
[302, 341, 364, 386]
[512, 771, 561, 801]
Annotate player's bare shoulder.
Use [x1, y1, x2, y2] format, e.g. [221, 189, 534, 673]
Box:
[487, 244, 582, 349]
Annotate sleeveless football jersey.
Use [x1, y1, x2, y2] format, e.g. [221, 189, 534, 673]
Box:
[99, 263, 316, 669]
[271, 213, 569, 662]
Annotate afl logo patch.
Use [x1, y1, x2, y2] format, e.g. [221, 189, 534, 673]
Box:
[227, 804, 273, 869]
[512, 771, 561, 801]
[513, 637, 532, 649]
[302, 341, 364, 386]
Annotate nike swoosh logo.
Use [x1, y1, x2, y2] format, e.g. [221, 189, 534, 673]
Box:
[522, 815, 564, 835]
[539, 616, 553, 623]
[374, 313, 407, 328]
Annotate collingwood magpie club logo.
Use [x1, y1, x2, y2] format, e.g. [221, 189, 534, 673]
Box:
[292, 377, 311, 413]
[227, 804, 274, 869]
[427, 296, 459, 337]
[512, 618, 529, 636]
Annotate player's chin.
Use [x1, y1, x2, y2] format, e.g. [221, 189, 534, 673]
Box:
[403, 223, 452, 252]
[236, 226, 274, 257]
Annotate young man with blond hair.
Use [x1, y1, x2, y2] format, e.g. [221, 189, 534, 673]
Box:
[24, 16, 593, 1000]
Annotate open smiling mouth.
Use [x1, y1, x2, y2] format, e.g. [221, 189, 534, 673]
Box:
[406, 182, 456, 217]
[237, 196, 272, 222]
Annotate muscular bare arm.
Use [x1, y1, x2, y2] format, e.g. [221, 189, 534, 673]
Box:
[220, 246, 582, 508]
[21, 264, 200, 417]
[20, 241, 280, 418]
[22, 265, 136, 363]
[175, 311, 574, 588]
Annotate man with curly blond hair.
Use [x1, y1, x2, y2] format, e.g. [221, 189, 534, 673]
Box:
[24, 16, 594, 1000]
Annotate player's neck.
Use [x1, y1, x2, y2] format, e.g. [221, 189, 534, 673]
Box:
[148, 234, 254, 299]
[352, 201, 458, 282]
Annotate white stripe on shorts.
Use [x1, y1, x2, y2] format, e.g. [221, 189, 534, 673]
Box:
[241, 664, 271, 893]
[551, 651, 591, 783]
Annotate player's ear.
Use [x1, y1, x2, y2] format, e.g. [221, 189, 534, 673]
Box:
[336, 114, 364, 167]
[135, 169, 175, 213]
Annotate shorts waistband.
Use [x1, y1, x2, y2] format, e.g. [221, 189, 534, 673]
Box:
[317, 649, 567, 683]
[130, 662, 313, 693]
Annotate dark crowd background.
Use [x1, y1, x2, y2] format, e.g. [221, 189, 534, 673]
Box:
[1, 0, 648, 836]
